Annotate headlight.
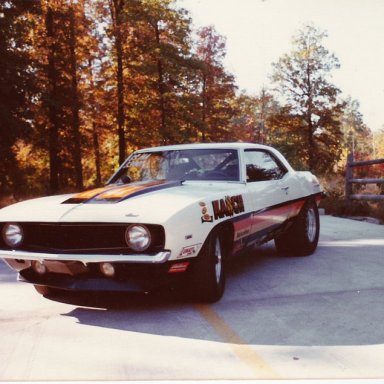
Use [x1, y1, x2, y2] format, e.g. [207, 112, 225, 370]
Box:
[125, 225, 151, 251]
[2, 223, 24, 248]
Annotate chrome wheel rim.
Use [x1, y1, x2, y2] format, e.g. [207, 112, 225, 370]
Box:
[307, 208, 317, 242]
[214, 237, 222, 284]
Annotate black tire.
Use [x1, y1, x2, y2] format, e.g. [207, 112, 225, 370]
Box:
[274, 199, 320, 256]
[188, 228, 227, 302]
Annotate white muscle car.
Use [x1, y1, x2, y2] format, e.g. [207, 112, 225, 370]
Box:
[0, 143, 324, 302]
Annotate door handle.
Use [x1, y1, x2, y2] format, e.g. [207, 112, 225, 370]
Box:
[281, 186, 289, 194]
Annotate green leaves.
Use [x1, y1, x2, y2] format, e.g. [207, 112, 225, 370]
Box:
[271, 24, 345, 173]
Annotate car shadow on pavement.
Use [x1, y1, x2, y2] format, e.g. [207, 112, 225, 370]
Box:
[43, 243, 279, 310]
[50, 241, 384, 348]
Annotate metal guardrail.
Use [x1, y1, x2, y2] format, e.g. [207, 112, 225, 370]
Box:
[345, 153, 384, 201]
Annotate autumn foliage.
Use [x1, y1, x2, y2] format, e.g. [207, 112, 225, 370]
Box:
[0, 1, 379, 200]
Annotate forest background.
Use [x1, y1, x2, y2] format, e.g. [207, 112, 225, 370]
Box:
[1, 0, 383, 218]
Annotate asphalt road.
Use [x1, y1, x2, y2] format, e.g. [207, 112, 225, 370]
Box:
[0, 215, 384, 381]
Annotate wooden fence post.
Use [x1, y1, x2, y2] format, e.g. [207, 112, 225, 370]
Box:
[345, 153, 384, 201]
[345, 153, 353, 201]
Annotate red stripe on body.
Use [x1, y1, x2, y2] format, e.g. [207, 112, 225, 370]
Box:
[252, 200, 305, 232]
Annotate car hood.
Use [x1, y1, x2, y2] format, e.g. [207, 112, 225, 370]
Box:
[0, 180, 245, 224]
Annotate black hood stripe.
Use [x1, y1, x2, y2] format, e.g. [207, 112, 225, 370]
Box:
[63, 180, 183, 204]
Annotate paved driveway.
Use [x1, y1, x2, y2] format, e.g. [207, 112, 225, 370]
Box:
[0, 215, 384, 380]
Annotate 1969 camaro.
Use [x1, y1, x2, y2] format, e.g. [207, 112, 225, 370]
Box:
[0, 143, 324, 302]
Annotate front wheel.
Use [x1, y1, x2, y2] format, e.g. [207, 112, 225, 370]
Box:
[275, 199, 320, 256]
[187, 229, 227, 302]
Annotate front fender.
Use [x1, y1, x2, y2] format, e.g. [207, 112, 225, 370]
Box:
[163, 202, 215, 261]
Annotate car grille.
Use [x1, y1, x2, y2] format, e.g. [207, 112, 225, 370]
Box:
[0, 222, 165, 254]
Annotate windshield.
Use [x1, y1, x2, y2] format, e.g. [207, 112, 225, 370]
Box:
[110, 148, 240, 183]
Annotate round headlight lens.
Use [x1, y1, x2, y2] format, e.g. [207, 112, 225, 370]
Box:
[125, 225, 151, 252]
[2, 223, 24, 248]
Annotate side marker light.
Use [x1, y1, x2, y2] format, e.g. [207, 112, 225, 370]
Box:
[168, 262, 190, 273]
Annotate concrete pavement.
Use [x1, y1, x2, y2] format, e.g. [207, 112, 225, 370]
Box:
[0, 215, 383, 380]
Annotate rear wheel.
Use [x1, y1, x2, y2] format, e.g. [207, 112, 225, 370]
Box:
[275, 199, 320, 256]
[188, 228, 227, 302]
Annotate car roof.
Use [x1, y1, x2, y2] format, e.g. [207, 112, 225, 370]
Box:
[136, 142, 273, 152]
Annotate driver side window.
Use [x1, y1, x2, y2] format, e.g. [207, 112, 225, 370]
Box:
[244, 150, 287, 182]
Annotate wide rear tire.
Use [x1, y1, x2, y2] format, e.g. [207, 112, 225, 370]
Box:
[275, 199, 320, 256]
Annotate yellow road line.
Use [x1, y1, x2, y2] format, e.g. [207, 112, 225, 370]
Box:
[196, 304, 280, 379]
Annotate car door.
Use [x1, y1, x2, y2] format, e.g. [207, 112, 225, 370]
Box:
[243, 148, 294, 243]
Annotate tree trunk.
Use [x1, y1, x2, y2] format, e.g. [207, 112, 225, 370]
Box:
[92, 122, 102, 186]
[306, 62, 315, 171]
[45, 6, 60, 194]
[307, 111, 315, 171]
[69, 5, 83, 189]
[111, 0, 126, 165]
[154, 21, 167, 144]
[88, 59, 102, 186]
[201, 72, 207, 142]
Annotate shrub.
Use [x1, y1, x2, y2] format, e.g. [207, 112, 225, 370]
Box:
[318, 174, 383, 224]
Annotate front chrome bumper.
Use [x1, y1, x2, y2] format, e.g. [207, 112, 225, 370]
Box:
[0, 249, 171, 265]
